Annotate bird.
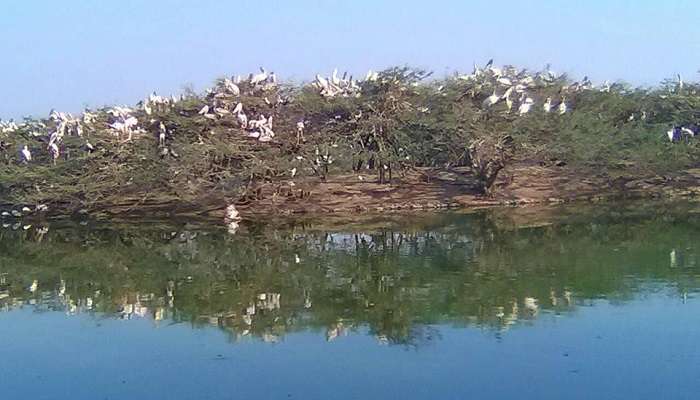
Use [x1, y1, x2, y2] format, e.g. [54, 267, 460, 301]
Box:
[20, 145, 32, 163]
[482, 89, 501, 108]
[48, 142, 60, 163]
[558, 97, 568, 114]
[667, 126, 682, 142]
[518, 95, 534, 115]
[681, 124, 698, 142]
[250, 67, 268, 85]
[225, 204, 241, 223]
[543, 97, 553, 113]
[198, 105, 210, 115]
[158, 122, 167, 147]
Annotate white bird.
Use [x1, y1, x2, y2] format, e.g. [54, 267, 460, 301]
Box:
[667, 127, 681, 142]
[232, 102, 243, 114]
[198, 105, 210, 115]
[48, 142, 60, 163]
[518, 96, 534, 115]
[250, 67, 268, 85]
[224, 78, 241, 96]
[236, 112, 248, 129]
[20, 145, 32, 162]
[558, 97, 568, 114]
[158, 122, 167, 146]
[290, 168, 297, 178]
[225, 204, 241, 222]
[543, 97, 553, 113]
[482, 90, 501, 108]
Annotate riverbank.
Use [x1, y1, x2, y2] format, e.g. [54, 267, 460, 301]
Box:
[3, 63, 700, 220]
[2, 161, 699, 222]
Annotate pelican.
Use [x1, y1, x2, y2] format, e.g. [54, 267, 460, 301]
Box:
[20, 145, 32, 162]
[198, 105, 210, 115]
[543, 97, 553, 113]
[677, 74, 684, 91]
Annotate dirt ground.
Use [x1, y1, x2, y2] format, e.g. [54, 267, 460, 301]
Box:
[14, 161, 697, 221]
[226, 162, 700, 217]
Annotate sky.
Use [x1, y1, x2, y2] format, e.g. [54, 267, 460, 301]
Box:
[1, 0, 699, 119]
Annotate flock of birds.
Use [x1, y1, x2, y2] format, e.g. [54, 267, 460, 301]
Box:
[667, 124, 699, 143]
[456, 59, 595, 116]
[0, 61, 695, 167]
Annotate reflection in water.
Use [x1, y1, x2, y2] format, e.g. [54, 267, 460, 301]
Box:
[1, 201, 699, 346]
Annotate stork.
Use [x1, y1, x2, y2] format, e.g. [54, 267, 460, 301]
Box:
[297, 119, 306, 145]
[48, 142, 60, 164]
[482, 89, 500, 108]
[543, 97, 553, 113]
[558, 97, 568, 114]
[158, 122, 167, 147]
[250, 67, 268, 85]
[20, 145, 32, 163]
[518, 95, 534, 115]
[667, 126, 682, 143]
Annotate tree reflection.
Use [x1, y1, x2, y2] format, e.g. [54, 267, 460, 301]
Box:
[1, 201, 699, 346]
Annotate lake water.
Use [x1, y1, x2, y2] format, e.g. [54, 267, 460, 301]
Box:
[1, 202, 700, 399]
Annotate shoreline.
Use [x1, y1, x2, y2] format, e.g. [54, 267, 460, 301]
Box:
[3, 163, 699, 222]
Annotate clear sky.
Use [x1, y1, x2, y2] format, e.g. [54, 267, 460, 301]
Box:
[1, 0, 699, 119]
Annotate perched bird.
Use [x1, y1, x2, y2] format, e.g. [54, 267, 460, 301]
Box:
[158, 122, 167, 147]
[543, 97, 553, 113]
[667, 126, 682, 142]
[49, 142, 60, 163]
[518, 95, 535, 115]
[225, 204, 241, 222]
[558, 97, 568, 114]
[250, 67, 268, 85]
[20, 145, 32, 163]
[482, 89, 501, 108]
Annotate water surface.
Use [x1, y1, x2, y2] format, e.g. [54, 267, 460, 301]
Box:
[1, 202, 700, 399]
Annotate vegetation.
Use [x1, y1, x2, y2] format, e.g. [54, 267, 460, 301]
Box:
[1, 64, 700, 213]
[1, 202, 698, 345]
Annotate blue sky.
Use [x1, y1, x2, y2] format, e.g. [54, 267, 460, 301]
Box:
[1, 0, 699, 119]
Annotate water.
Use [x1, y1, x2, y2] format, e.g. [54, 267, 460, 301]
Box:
[1, 202, 700, 399]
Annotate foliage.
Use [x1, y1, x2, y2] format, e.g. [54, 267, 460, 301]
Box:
[2, 65, 700, 210]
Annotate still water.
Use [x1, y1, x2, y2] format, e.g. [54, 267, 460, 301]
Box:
[1, 202, 700, 399]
